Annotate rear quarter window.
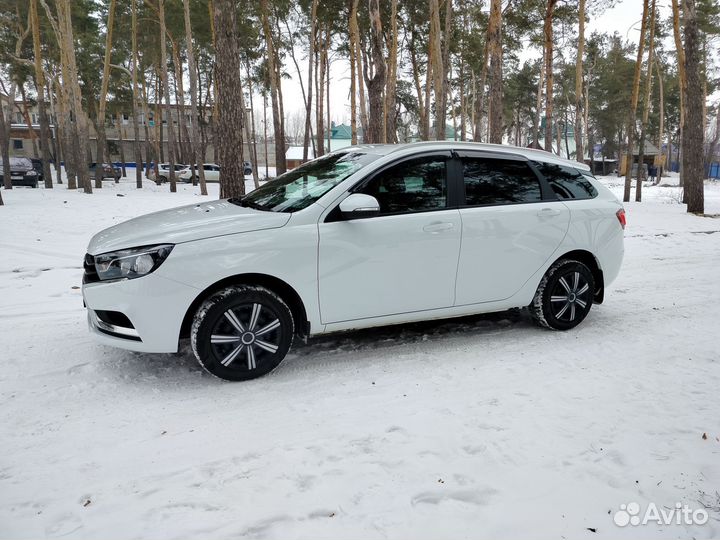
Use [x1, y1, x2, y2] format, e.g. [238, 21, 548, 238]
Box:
[535, 162, 598, 200]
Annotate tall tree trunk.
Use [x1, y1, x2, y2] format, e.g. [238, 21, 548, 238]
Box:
[316, 26, 326, 156]
[214, 0, 245, 198]
[543, 0, 559, 152]
[682, 0, 704, 214]
[356, 25, 369, 140]
[95, 0, 116, 188]
[636, 0, 656, 202]
[655, 59, 664, 182]
[349, 0, 358, 145]
[365, 0, 386, 143]
[303, 0, 318, 158]
[50, 0, 91, 193]
[574, 0, 585, 162]
[326, 37, 331, 151]
[243, 67, 260, 189]
[532, 54, 544, 148]
[260, 0, 286, 175]
[131, 0, 143, 188]
[46, 79, 62, 184]
[429, 0, 444, 140]
[671, 0, 687, 188]
[409, 32, 428, 140]
[439, 0, 452, 141]
[0, 88, 10, 191]
[487, 0, 503, 144]
[622, 0, 649, 202]
[472, 43, 489, 141]
[158, 0, 177, 192]
[171, 40, 192, 166]
[117, 112, 126, 178]
[182, 0, 208, 195]
[384, 0, 398, 143]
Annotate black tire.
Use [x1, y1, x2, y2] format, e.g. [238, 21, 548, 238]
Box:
[531, 259, 595, 331]
[158, 175, 167, 183]
[32, 182, 38, 188]
[191, 285, 294, 381]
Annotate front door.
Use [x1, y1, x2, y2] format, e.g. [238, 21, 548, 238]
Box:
[318, 155, 462, 324]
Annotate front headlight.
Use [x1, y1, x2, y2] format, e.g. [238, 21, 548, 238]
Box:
[26, 170, 37, 176]
[94, 244, 174, 281]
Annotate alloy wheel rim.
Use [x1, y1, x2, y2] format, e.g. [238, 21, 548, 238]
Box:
[209, 303, 282, 370]
[550, 271, 590, 322]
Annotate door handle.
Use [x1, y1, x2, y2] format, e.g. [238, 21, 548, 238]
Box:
[423, 222, 455, 233]
[537, 207, 561, 218]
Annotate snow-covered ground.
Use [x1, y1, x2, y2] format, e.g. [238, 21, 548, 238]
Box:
[1, 171, 719, 540]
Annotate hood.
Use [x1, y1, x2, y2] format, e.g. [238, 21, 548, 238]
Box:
[87, 199, 291, 255]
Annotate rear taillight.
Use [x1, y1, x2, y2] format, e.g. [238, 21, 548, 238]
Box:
[616, 209, 626, 229]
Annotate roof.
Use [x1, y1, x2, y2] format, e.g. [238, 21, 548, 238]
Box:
[362, 141, 592, 171]
[632, 140, 660, 156]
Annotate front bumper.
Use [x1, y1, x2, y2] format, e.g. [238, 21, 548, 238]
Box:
[83, 270, 200, 353]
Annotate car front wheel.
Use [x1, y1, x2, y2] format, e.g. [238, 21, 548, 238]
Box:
[531, 259, 595, 330]
[191, 285, 294, 381]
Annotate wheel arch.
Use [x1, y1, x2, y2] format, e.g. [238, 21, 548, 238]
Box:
[179, 273, 310, 342]
[552, 249, 604, 304]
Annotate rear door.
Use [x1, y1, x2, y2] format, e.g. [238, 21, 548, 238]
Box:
[454, 153, 570, 305]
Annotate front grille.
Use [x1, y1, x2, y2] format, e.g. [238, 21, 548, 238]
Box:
[83, 253, 100, 284]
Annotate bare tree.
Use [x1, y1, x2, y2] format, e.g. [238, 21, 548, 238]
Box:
[365, 0, 386, 143]
[156, 0, 178, 192]
[622, 0, 649, 202]
[303, 0, 318, 159]
[131, 0, 143, 188]
[29, 0, 53, 188]
[213, 0, 245, 198]
[543, 0, 559, 152]
[681, 0, 704, 213]
[574, 0, 585, 162]
[384, 0, 399, 143]
[95, 0, 117, 188]
[182, 0, 208, 195]
[487, 0, 503, 144]
[635, 0, 657, 202]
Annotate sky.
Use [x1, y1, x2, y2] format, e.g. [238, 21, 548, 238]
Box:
[278, 0, 673, 126]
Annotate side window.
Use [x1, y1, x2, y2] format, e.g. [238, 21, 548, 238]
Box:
[535, 162, 598, 199]
[358, 157, 447, 215]
[462, 158, 542, 206]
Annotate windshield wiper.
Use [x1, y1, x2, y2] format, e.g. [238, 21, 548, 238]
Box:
[228, 197, 267, 211]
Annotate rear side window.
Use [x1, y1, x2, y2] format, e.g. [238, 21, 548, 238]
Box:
[462, 158, 542, 206]
[535, 162, 598, 200]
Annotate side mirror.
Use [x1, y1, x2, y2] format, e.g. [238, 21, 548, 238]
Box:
[339, 193, 381, 220]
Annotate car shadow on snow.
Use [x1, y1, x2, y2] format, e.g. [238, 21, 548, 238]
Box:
[96, 308, 537, 385]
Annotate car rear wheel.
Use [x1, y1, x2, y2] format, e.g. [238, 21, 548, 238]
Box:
[191, 285, 294, 381]
[531, 259, 595, 330]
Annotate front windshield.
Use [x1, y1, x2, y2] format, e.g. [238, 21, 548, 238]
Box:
[235, 152, 378, 213]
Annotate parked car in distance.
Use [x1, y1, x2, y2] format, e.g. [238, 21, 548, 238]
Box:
[178, 163, 219, 183]
[89, 162, 121, 182]
[0, 157, 39, 188]
[83, 141, 625, 381]
[177, 162, 253, 183]
[147, 163, 189, 183]
[30, 158, 48, 183]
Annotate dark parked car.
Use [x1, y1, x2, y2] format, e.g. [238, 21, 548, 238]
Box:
[30, 158, 50, 183]
[89, 162, 121, 182]
[0, 157, 39, 188]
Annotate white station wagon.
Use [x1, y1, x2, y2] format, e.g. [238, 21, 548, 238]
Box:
[83, 142, 625, 381]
